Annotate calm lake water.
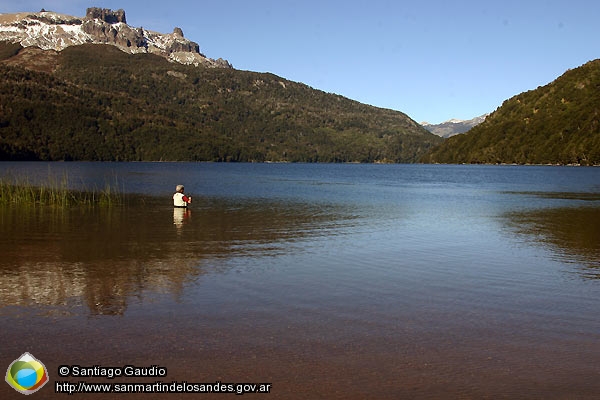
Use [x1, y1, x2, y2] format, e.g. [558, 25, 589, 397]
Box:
[1, 162, 599, 399]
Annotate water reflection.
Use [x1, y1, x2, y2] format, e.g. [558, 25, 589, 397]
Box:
[505, 203, 600, 279]
[0, 198, 356, 315]
[173, 207, 191, 230]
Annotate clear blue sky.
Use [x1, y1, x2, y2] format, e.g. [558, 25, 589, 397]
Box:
[4, 0, 600, 123]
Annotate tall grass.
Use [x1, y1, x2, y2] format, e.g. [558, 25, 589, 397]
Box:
[0, 175, 122, 207]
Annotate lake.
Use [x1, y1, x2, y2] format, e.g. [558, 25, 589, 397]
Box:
[1, 162, 599, 399]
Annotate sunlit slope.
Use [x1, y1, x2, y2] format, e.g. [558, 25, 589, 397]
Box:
[423, 60, 600, 165]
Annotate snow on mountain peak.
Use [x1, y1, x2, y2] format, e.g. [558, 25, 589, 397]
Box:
[0, 8, 232, 68]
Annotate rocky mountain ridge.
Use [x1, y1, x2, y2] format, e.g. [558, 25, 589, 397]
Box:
[421, 114, 488, 138]
[0, 7, 232, 68]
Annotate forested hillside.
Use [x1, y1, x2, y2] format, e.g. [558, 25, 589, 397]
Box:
[0, 43, 441, 162]
[422, 60, 600, 165]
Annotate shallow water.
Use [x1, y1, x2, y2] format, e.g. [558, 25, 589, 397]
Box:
[1, 163, 599, 398]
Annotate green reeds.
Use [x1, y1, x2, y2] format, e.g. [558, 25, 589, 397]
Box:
[0, 175, 122, 207]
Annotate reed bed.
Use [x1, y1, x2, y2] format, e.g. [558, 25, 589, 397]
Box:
[0, 175, 122, 207]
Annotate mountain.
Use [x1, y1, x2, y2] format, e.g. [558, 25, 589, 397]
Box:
[421, 115, 487, 138]
[422, 60, 600, 165]
[0, 8, 441, 162]
[0, 8, 232, 68]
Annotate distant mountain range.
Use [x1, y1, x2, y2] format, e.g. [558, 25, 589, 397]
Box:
[0, 8, 441, 162]
[421, 115, 488, 138]
[422, 60, 600, 165]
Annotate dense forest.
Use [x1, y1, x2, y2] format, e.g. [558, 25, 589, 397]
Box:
[0, 42, 441, 162]
[422, 60, 600, 165]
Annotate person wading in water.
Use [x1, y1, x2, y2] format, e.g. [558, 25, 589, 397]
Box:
[173, 185, 192, 208]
